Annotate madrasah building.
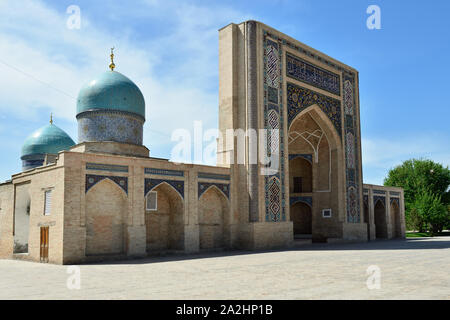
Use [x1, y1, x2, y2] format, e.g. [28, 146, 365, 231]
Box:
[0, 21, 405, 264]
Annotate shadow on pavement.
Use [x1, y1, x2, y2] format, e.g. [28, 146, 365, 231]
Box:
[83, 236, 450, 266]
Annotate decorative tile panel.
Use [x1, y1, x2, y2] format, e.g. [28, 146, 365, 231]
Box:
[78, 111, 143, 145]
[198, 173, 230, 181]
[374, 195, 386, 207]
[286, 53, 341, 96]
[266, 177, 282, 222]
[263, 34, 286, 223]
[86, 174, 128, 194]
[145, 168, 184, 177]
[343, 75, 361, 223]
[144, 178, 184, 198]
[287, 82, 342, 136]
[288, 154, 313, 163]
[86, 163, 129, 173]
[198, 182, 230, 199]
[290, 196, 312, 207]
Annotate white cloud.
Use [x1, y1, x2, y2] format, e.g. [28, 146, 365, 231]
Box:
[361, 134, 450, 185]
[0, 0, 251, 161]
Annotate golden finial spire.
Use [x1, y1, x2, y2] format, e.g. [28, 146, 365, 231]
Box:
[109, 47, 116, 71]
[50, 113, 53, 124]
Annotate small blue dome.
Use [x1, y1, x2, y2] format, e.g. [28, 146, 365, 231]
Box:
[76, 71, 145, 119]
[21, 123, 75, 159]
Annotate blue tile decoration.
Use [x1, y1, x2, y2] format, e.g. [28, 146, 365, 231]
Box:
[287, 82, 342, 136]
[373, 190, 386, 195]
[290, 196, 312, 207]
[390, 197, 400, 205]
[267, 86, 278, 104]
[86, 174, 128, 194]
[77, 110, 143, 145]
[198, 182, 230, 199]
[22, 159, 44, 171]
[289, 154, 313, 163]
[374, 195, 386, 207]
[144, 168, 184, 177]
[343, 74, 361, 223]
[263, 34, 286, 223]
[264, 30, 362, 224]
[198, 172, 230, 181]
[286, 53, 340, 96]
[363, 194, 369, 205]
[390, 191, 400, 196]
[86, 163, 129, 173]
[144, 178, 184, 199]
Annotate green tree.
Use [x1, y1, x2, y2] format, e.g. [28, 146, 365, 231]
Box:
[384, 159, 450, 233]
[412, 191, 448, 234]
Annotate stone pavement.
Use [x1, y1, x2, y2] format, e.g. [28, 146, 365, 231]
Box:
[0, 237, 449, 300]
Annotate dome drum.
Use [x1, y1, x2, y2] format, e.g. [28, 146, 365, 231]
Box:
[77, 110, 143, 145]
[21, 156, 45, 171]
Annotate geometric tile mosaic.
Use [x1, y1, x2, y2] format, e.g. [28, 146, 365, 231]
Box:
[144, 178, 184, 199]
[287, 82, 342, 136]
[290, 196, 312, 207]
[86, 163, 129, 173]
[197, 172, 230, 181]
[85, 174, 128, 194]
[198, 182, 230, 199]
[286, 53, 341, 96]
[144, 168, 184, 177]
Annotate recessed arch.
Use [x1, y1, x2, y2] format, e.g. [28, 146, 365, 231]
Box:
[86, 177, 128, 197]
[390, 199, 401, 238]
[145, 180, 184, 201]
[290, 198, 312, 208]
[85, 178, 127, 255]
[288, 104, 342, 150]
[145, 182, 185, 252]
[199, 184, 230, 202]
[198, 186, 229, 249]
[290, 201, 312, 236]
[146, 181, 184, 203]
[374, 200, 388, 239]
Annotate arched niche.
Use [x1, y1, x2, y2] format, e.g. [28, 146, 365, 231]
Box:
[290, 201, 312, 237]
[374, 199, 388, 239]
[14, 184, 31, 254]
[85, 178, 127, 255]
[390, 200, 401, 238]
[198, 186, 229, 249]
[288, 106, 342, 193]
[145, 182, 184, 252]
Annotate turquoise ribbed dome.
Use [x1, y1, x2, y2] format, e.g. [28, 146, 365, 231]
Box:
[21, 123, 75, 158]
[76, 70, 145, 119]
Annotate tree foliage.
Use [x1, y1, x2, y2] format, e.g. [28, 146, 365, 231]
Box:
[384, 159, 450, 234]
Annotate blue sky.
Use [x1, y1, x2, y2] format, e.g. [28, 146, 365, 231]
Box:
[0, 0, 449, 184]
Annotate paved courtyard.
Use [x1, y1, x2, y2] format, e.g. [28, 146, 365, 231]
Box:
[0, 237, 449, 300]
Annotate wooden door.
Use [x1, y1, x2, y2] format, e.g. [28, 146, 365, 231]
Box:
[40, 226, 49, 263]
